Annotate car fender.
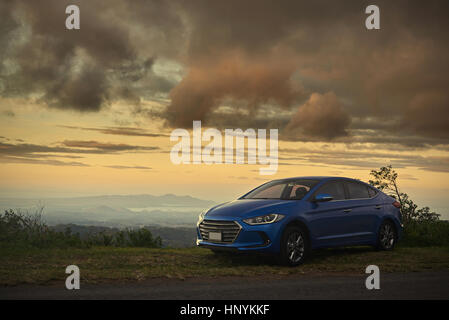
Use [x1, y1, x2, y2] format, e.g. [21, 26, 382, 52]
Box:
[274, 215, 311, 246]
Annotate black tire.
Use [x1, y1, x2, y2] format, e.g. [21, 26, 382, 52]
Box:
[278, 225, 310, 266]
[376, 220, 397, 251]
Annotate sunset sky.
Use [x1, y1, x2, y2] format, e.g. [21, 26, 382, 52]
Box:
[1, 1, 448, 218]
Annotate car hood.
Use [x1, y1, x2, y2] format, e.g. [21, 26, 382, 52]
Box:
[205, 199, 297, 219]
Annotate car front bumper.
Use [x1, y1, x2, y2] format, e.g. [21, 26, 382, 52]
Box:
[196, 217, 285, 253]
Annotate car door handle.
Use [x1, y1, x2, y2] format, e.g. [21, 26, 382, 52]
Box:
[343, 209, 352, 213]
[374, 205, 382, 210]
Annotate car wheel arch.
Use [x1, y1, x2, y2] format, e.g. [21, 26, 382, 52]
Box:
[283, 219, 311, 243]
[378, 217, 398, 237]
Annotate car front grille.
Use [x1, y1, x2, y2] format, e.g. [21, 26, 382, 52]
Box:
[199, 220, 241, 243]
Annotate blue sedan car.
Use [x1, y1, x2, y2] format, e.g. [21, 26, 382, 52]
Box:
[197, 177, 403, 266]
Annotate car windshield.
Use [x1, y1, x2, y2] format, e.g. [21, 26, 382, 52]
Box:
[242, 179, 319, 200]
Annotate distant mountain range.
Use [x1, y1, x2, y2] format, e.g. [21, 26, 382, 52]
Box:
[0, 193, 215, 208]
[0, 194, 217, 228]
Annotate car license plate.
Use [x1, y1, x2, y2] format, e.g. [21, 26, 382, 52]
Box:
[209, 232, 222, 241]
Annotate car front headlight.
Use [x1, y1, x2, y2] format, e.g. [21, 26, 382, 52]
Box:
[243, 214, 285, 225]
[198, 209, 208, 223]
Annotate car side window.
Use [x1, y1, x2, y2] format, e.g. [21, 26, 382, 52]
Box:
[288, 184, 311, 200]
[368, 187, 378, 198]
[253, 183, 285, 199]
[315, 182, 345, 201]
[346, 182, 370, 199]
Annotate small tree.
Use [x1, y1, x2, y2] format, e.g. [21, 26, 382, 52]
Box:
[368, 165, 403, 207]
[369, 165, 439, 224]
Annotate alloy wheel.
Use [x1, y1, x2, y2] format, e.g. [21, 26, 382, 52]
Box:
[380, 223, 395, 249]
[286, 232, 305, 263]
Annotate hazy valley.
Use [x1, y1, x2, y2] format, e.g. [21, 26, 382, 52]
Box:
[0, 194, 217, 247]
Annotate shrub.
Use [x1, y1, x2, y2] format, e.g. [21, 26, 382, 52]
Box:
[401, 220, 449, 247]
[0, 209, 84, 248]
[126, 228, 162, 248]
[0, 209, 162, 249]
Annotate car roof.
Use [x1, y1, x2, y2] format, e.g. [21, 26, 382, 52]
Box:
[275, 176, 363, 183]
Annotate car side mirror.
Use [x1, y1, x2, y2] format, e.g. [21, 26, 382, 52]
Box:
[313, 193, 333, 202]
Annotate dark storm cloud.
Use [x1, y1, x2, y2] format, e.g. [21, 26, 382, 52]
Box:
[59, 125, 170, 137]
[284, 92, 351, 140]
[0, 141, 95, 156]
[347, 131, 449, 149]
[0, 0, 182, 111]
[0, 140, 159, 158]
[278, 147, 449, 173]
[0, 138, 160, 166]
[61, 140, 158, 152]
[1, 0, 448, 144]
[164, 52, 304, 128]
[401, 92, 449, 140]
[0, 156, 90, 167]
[104, 165, 152, 170]
[165, 0, 449, 142]
[2, 110, 15, 117]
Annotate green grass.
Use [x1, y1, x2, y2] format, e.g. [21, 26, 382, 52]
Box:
[1, 245, 448, 286]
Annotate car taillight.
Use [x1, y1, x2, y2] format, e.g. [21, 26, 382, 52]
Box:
[392, 201, 401, 208]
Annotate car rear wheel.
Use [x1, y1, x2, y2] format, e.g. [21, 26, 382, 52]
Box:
[376, 220, 397, 250]
[279, 225, 309, 266]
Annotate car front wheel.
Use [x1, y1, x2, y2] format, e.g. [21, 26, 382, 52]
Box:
[279, 225, 309, 266]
